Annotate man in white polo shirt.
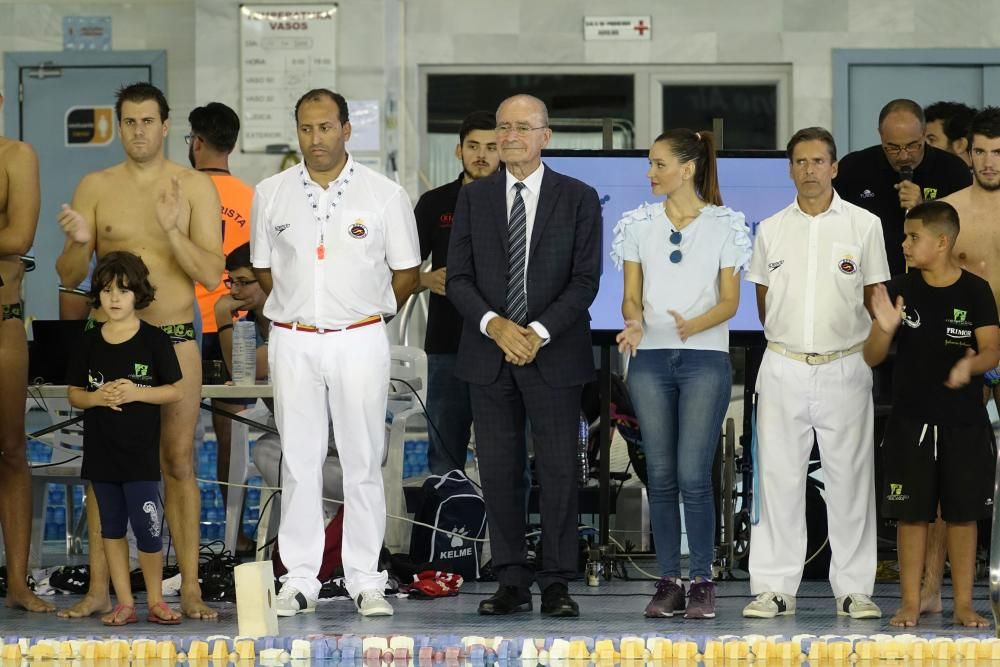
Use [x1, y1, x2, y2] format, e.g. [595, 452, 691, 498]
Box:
[250, 88, 420, 617]
[744, 127, 890, 620]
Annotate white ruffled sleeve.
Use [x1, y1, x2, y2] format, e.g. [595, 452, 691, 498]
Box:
[712, 206, 752, 274]
[609, 203, 655, 270]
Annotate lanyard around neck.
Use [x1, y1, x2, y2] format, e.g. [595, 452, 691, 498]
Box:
[299, 163, 355, 260]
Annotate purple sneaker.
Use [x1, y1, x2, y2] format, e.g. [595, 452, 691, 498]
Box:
[644, 578, 685, 618]
[684, 580, 717, 619]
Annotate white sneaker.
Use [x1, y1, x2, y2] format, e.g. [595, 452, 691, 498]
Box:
[743, 591, 796, 618]
[836, 593, 882, 619]
[275, 585, 316, 617]
[356, 589, 394, 617]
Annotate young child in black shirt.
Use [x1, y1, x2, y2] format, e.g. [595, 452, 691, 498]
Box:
[863, 201, 999, 628]
[67, 251, 183, 626]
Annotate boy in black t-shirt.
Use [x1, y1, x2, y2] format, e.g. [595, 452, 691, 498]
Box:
[863, 201, 1000, 628]
[67, 252, 183, 626]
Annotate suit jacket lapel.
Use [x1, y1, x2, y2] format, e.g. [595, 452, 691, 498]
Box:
[490, 173, 510, 255]
[529, 167, 559, 260]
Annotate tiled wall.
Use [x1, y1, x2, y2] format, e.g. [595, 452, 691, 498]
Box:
[3, 0, 1000, 196]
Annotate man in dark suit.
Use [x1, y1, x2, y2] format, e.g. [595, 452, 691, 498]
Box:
[446, 94, 602, 618]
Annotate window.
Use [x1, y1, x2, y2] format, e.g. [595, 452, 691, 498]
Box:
[661, 84, 777, 149]
[422, 72, 635, 187]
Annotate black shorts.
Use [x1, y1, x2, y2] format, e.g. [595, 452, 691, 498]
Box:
[880, 413, 996, 523]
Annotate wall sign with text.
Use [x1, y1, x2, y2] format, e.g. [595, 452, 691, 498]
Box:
[65, 106, 115, 147]
[239, 3, 338, 152]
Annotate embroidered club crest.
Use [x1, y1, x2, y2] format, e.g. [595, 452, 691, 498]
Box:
[348, 220, 368, 239]
[838, 258, 858, 275]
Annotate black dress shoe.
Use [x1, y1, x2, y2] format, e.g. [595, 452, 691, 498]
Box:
[478, 585, 532, 615]
[541, 582, 579, 617]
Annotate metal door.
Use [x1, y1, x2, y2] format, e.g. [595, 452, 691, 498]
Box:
[833, 49, 1000, 152]
[3, 51, 166, 321]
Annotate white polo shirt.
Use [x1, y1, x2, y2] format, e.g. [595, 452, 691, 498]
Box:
[746, 192, 889, 354]
[250, 157, 421, 328]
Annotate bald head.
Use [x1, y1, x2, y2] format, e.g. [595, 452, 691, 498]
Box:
[495, 94, 551, 177]
[497, 95, 549, 126]
[879, 108, 927, 172]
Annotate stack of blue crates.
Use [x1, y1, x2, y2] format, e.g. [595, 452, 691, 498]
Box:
[402, 437, 430, 478]
[197, 437, 265, 544]
[28, 440, 85, 543]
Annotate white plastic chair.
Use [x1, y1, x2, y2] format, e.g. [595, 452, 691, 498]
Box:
[384, 345, 428, 553]
[223, 401, 273, 557]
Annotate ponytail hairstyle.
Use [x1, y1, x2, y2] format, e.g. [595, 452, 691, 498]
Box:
[653, 129, 722, 206]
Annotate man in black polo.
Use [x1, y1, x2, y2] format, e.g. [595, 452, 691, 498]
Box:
[415, 110, 500, 475]
[834, 98, 971, 276]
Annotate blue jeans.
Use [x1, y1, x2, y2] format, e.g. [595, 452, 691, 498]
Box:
[627, 348, 731, 579]
[426, 353, 474, 475]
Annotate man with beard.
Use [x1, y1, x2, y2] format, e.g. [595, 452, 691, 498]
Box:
[945, 107, 1000, 303]
[56, 82, 223, 621]
[925, 101, 976, 168]
[186, 103, 255, 553]
[415, 110, 500, 474]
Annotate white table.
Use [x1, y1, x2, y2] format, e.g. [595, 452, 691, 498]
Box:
[28, 382, 273, 400]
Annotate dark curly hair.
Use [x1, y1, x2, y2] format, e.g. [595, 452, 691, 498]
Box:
[88, 251, 156, 310]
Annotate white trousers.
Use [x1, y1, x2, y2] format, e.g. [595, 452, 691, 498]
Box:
[749, 349, 876, 598]
[269, 322, 390, 600]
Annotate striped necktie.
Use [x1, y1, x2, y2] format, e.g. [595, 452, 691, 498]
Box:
[505, 182, 528, 325]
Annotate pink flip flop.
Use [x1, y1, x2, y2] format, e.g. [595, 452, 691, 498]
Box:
[102, 603, 138, 626]
[147, 600, 182, 625]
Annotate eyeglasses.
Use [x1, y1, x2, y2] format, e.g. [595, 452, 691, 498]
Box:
[495, 123, 548, 135]
[184, 133, 196, 145]
[883, 140, 923, 156]
[224, 278, 258, 289]
[669, 230, 683, 264]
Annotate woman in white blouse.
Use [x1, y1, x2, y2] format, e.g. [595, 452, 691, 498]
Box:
[612, 129, 751, 620]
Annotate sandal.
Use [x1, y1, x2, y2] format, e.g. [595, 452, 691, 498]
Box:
[147, 600, 182, 625]
[101, 603, 138, 626]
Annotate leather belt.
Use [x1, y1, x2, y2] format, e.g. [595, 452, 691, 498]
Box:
[273, 315, 381, 334]
[766, 341, 865, 366]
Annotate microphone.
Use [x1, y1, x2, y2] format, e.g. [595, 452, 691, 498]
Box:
[898, 166, 915, 214]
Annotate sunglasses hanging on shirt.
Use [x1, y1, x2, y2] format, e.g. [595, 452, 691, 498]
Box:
[669, 229, 683, 264]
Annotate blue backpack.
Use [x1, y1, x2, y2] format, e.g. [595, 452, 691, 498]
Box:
[409, 470, 487, 579]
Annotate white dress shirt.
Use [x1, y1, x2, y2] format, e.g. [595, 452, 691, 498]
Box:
[745, 192, 890, 353]
[480, 163, 551, 341]
[250, 156, 421, 328]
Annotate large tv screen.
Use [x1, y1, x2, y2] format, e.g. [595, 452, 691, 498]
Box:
[543, 150, 797, 337]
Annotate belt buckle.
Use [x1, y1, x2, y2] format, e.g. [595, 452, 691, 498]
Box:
[805, 353, 823, 366]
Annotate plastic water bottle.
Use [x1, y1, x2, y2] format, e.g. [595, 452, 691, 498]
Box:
[578, 411, 590, 486]
[231, 320, 256, 386]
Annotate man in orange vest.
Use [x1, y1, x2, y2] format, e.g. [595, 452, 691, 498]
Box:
[187, 102, 255, 551]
